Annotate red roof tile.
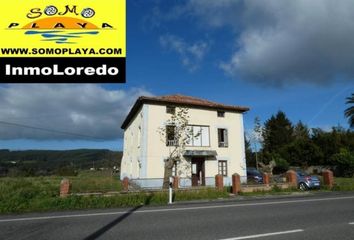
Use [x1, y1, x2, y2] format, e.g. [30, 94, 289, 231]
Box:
[121, 94, 249, 129]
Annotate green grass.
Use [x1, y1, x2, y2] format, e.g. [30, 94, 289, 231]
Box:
[2, 173, 353, 214]
[0, 171, 122, 214]
[0, 172, 228, 214]
[0, 188, 229, 214]
[0, 176, 61, 213]
[174, 188, 229, 201]
[70, 171, 122, 193]
[239, 185, 299, 196]
[332, 177, 354, 191]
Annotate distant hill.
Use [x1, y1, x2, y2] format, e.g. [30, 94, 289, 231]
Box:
[0, 149, 122, 177]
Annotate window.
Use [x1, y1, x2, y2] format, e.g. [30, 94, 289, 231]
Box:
[218, 128, 228, 147]
[137, 126, 141, 148]
[217, 111, 225, 117]
[166, 106, 175, 114]
[186, 125, 210, 147]
[218, 160, 227, 176]
[166, 125, 177, 146]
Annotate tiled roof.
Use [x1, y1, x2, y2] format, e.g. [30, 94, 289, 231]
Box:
[141, 94, 249, 111]
[121, 94, 249, 129]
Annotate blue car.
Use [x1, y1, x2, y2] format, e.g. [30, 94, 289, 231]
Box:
[247, 168, 263, 184]
[296, 170, 321, 190]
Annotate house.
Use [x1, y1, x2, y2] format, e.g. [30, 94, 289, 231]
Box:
[120, 94, 250, 188]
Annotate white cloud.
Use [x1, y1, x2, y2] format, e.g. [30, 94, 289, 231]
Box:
[0, 85, 152, 140]
[162, 0, 354, 86]
[160, 34, 209, 71]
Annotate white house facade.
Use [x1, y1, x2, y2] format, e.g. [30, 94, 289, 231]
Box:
[120, 95, 249, 188]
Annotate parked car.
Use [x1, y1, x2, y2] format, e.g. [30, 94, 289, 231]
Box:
[296, 170, 321, 190]
[247, 168, 263, 184]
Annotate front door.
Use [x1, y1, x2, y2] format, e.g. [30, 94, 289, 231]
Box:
[191, 158, 205, 186]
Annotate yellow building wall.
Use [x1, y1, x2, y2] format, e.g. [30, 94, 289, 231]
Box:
[145, 104, 247, 180]
[120, 106, 144, 179]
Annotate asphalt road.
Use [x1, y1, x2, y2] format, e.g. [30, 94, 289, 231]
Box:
[1, 192, 354, 240]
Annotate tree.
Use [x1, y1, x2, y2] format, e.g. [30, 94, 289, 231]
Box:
[258, 158, 277, 175]
[262, 152, 289, 174]
[293, 121, 310, 140]
[330, 148, 354, 177]
[345, 93, 354, 128]
[281, 139, 323, 166]
[158, 107, 196, 189]
[251, 117, 264, 169]
[263, 111, 294, 156]
[311, 127, 351, 165]
[244, 134, 255, 167]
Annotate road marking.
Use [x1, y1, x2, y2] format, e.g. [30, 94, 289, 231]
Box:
[219, 229, 304, 240]
[0, 195, 353, 223]
[349, 222, 354, 225]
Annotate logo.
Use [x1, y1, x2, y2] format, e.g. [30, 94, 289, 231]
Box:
[8, 5, 114, 44]
[0, 0, 126, 83]
[5, 64, 119, 76]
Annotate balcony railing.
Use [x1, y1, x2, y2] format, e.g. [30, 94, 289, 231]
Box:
[218, 142, 228, 147]
[167, 139, 178, 146]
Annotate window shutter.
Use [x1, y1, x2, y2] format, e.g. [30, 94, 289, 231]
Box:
[218, 129, 222, 143]
[201, 126, 210, 146]
[224, 129, 228, 147]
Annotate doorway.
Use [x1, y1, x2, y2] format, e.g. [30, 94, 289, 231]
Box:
[191, 158, 205, 186]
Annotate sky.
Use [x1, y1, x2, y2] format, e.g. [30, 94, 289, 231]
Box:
[1, 0, 353, 151]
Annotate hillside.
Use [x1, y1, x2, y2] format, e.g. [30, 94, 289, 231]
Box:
[0, 149, 122, 177]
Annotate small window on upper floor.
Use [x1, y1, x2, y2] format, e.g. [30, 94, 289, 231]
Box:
[166, 106, 176, 114]
[217, 111, 225, 117]
[218, 128, 228, 148]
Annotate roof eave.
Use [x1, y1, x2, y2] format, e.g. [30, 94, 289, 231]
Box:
[120, 97, 144, 130]
[121, 97, 250, 130]
[142, 98, 250, 112]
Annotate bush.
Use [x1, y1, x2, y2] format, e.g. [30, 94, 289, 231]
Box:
[273, 158, 290, 174]
[330, 148, 354, 177]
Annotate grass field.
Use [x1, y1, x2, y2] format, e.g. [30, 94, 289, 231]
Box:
[0, 171, 228, 214]
[0, 173, 353, 214]
[333, 177, 354, 191]
[70, 170, 122, 193]
[0, 170, 123, 213]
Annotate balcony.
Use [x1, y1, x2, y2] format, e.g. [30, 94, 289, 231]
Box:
[218, 142, 228, 148]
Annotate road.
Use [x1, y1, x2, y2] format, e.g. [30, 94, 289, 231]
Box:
[0, 192, 354, 240]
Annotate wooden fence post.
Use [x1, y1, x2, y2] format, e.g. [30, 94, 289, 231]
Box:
[60, 178, 71, 198]
[286, 170, 297, 187]
[122, 177, 129, 191]
[215, 174, 224, 190]
[232, 173, 241, 194]
[263, 173, 270, 185]
[173, 176, 179, 189]
[322, 170, 334, 189]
